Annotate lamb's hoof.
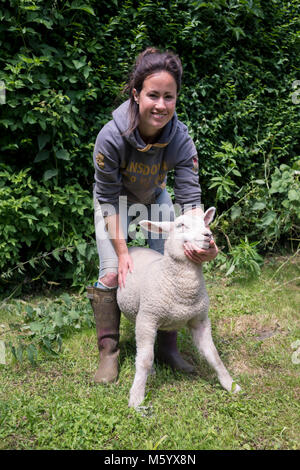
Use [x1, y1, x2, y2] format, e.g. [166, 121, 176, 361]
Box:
[129, 392, 145, 409]
[221, 379, 241, 393]
[232, 383, 241, 393]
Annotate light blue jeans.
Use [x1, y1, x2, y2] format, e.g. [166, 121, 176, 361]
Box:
[94, 189, 175, 279]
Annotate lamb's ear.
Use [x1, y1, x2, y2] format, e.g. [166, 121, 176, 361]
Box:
[204, 207, 216, 226]
[139, 220, 173, 234]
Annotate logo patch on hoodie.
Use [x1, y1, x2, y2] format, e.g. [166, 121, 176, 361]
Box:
[96, 152, 105, 169]
[192, 155, 199, 173]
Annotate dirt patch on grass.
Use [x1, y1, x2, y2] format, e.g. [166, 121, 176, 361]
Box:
[216, 313, 287, 339]
[225, 343, 265, 376]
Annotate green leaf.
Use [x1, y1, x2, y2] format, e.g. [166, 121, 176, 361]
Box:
[226, 264, 235, 276]
[52, 249, 61, 262]
[42, 338, 58, 356]
[10, 344, 17, 360]
[76, 243, 87, 256]
[64, 252, 73, 263]
[288, 189, 299, 201]
[43, 169, 58, 181]
[53, 312, 64, 328]
[29, 321, 43, 333]
[15, 345, 23, 363]
[60, 293, 71, 305]
[56, 149, 70, 160]
[252, 201, 266, 211]
[72, 59, 86, 70]
[231, 206, 241, 221]
[34, 150, 50, 162]
[27, 344, 38, 366]
[69, 5, 96, 16]
[38, 134, 51, 151]
[261, 211, 277, 227]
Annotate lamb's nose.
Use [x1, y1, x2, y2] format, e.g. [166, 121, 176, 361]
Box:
[203, 231, 211, 238]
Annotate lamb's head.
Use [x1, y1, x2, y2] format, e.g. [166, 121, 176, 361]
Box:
[139, 207, 216, 261]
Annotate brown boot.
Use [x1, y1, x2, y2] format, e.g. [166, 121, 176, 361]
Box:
[156, 330, 195, 373]
[87, 286, 121, 384]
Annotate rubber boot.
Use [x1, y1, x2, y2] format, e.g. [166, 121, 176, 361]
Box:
[156, 330, 194, 373]
[87, 286, 120, 383]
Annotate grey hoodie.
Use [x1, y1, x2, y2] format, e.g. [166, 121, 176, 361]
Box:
[93, 100, 201, 215]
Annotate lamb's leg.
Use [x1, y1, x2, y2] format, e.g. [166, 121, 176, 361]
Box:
[190, 318, 241, 393]
[129, 317, 157, 408]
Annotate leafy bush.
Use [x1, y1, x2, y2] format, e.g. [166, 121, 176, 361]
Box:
[0, 163, 97, 289]
[3, 293, 93, 364]
[0, 0, 299, 293]
[213, 163, 300, 252]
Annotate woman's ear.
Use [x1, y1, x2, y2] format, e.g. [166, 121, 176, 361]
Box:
[132, 88, 139, 104]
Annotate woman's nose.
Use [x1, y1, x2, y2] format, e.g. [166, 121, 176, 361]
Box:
[155, 97, 166, 110]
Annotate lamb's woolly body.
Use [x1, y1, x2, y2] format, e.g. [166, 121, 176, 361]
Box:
[118, 249, 209, 330]
[117, 208, 241, 408]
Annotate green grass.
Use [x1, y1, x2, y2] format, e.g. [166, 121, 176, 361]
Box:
[0, 257, 299, 450]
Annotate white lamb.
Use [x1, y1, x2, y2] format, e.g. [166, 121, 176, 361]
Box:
[117, 207, 241, 408]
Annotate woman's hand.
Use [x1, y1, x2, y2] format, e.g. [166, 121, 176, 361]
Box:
[118, 252, 134, 288]
[183, 239, 218, 264]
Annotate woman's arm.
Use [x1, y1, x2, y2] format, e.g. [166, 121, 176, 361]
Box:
[104, 213, 133, 288]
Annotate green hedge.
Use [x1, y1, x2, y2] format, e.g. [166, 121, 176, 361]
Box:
[0, 0, 299, 290]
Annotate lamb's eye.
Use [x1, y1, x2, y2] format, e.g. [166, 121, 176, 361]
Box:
[176, 223, 185, 230]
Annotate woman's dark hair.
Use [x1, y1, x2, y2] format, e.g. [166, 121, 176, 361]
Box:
[123, 47, 183, 135]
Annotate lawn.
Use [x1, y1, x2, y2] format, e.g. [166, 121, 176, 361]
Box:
[0, 257, 299, 450]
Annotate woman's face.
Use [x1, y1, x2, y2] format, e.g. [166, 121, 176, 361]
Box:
[133, 71, 177, 142]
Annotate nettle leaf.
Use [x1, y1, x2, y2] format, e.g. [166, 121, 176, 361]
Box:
[29, 321, 43, 333]
[60, 293, 72, 305]
[261, 211, 277, 227]
[252, 201, 266, 211]
[231, 206, 241, 221]
[64, 251, 73, 263]
[288, 189, 299, 201]
[76, 243, 87, 257]
[53, 312, 64, 328]
[52, 249, 61, 262]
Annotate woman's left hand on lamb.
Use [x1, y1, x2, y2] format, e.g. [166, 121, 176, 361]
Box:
[184, 239, 218, 264]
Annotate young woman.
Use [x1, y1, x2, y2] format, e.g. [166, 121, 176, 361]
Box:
[87, 48, 218, 384]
